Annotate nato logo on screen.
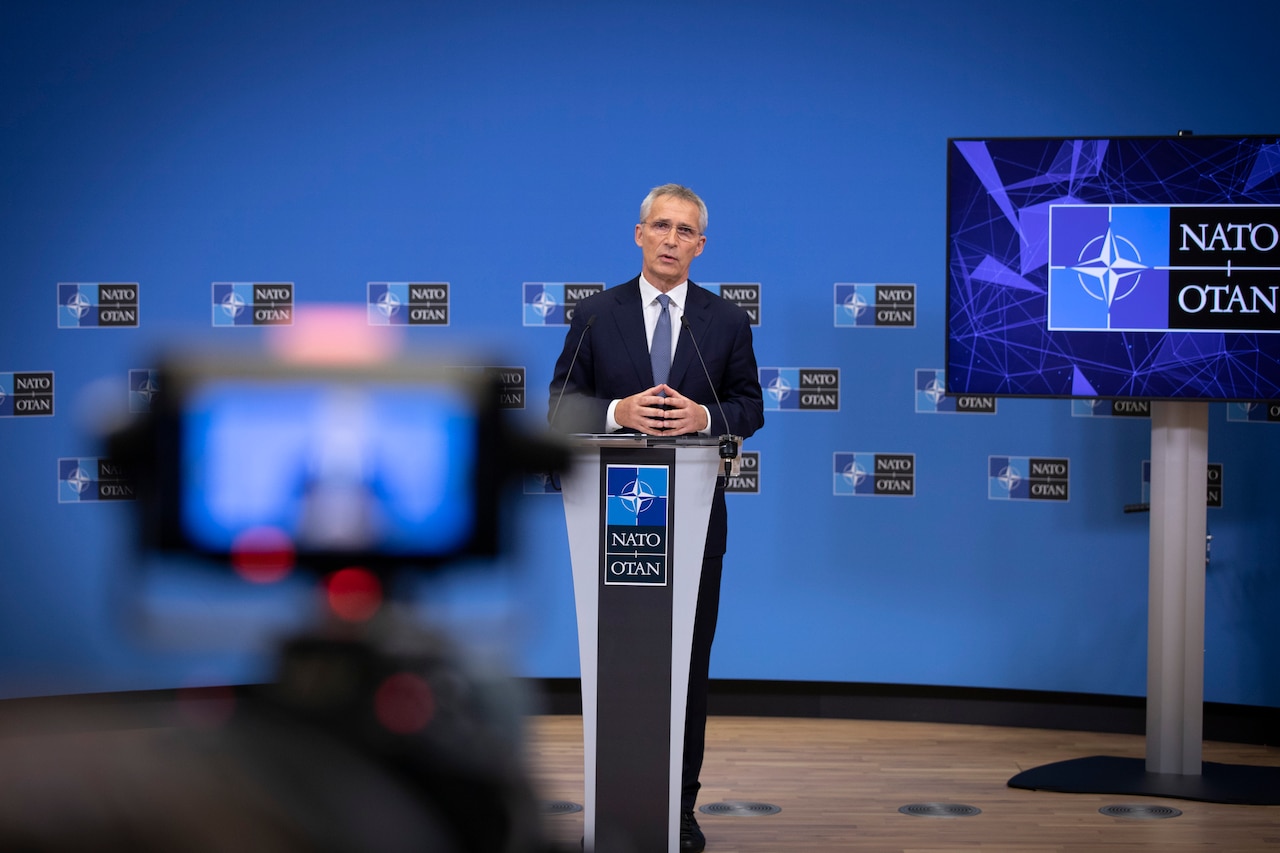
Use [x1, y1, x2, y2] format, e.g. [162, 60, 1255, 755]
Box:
[1048, 205, 1171, 331]
[989, 456, 1069, 501]
[603, 463, 669, 586]
[833, 452, 915, 496]
[58, 458, 135, 502]
[367, 282, 450, 325]
[760, 368, 840, 411]
[58, 283, 139, 328]
[915, 369, 996, 414]
[0, 372, 54, 417]
[212, 283, 294, 326]
[523, 283, 604, 326]
[834, 284, 915, 327]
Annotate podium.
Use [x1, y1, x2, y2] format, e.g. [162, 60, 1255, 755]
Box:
[560, 435, 724, 852]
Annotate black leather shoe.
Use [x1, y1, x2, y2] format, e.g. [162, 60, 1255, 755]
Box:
[680, 809, 706, 852]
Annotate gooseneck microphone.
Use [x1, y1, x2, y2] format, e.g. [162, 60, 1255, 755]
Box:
[549, 314, 596, 430]
[679, 314, 741, 474]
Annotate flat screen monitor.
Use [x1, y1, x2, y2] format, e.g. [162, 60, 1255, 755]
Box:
[945, 134, 1280, 399]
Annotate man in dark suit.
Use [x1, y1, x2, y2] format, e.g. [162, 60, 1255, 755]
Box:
[548, 184, 764, 852]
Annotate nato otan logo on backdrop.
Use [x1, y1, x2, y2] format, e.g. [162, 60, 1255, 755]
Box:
[58, 283, 139, 328]
[128, 369, 160, 414]
[367, 282, 450, 325]
[1227, 402, 1280, 422]
[724, 451, 760, 494]
[58, 458, 135, 502]
[604, 463, 669, 586]
[1140, 460, 1223, 507]
[1048, 204, 1280, 332]
[702, 283, 761, 325]
[833, 452, 915, 496]
[212, 283, 294, 326]
[456, 365, 525, 409]
[988, 456, 1070, 501]
[1071, 398, 1151, 418]
[760, 368, 839, 411]
[915, 369, 996, 414]
[0, 372, 54, 417]
[834, 283, 916, 327]
[523, 283, 604, 325]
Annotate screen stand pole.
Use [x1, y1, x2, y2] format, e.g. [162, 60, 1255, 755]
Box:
[1146, 401, 1207, 775]
[1009, 401, 1280, 802]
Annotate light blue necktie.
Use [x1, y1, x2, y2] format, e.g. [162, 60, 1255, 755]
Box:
[651, 293, 672, 387]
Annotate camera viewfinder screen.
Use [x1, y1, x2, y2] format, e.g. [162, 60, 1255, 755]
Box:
[180, 380, 478, 558]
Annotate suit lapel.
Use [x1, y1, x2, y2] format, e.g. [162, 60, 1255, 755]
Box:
[669, 281, 710, 391]
[610, 278, 653, 388]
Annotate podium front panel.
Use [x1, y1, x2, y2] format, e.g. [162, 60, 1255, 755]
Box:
[561, 438, 721, 853]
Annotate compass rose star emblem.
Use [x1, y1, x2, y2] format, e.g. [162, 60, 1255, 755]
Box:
[532, 291, 557, 318]
[136, 376, 160, 405]
[842, 291, 868, 320]
[766, 375, 792, 405]
[618, 479, 655, 516]
[842, 460, 867, 489]
[67, 291, 92, 319]
[221, 291, 247, 318]
[924, 378, 945, 406]
[376, 290, 401, 317]
[67, 466, 93, 494]
[997, 465, 1021, 493]
[1072, 226, 1148, 308]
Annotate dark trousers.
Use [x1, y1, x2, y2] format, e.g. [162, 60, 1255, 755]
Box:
[681, 552, 723, 811]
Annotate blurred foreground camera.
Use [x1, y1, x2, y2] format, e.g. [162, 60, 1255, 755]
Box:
[76, 349, 573, 853]
[112, 354, 564, 575]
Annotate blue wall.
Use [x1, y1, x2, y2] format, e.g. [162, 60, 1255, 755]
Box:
[3, 0, 1280, 705]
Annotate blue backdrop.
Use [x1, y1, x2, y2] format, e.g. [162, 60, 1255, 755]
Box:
[3, 0, 1279, 707]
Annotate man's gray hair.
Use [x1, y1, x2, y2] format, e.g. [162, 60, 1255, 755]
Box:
[639, 184, 708, 234]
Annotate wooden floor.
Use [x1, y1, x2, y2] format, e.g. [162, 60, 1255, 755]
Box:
[526, 715, 1280, 852]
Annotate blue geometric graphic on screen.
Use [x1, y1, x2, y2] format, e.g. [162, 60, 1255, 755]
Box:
[368, 282, 409, 325]
[1072, 366, 1098, 397]
[760, 368, 800, 410]
[523, 283, 565, 326]
[606, 464, 668, 526]
[947, 136, 1280, 399]
[0, 374, 10, 416]
[1049, 206, 1169, 331]
[988, 456, 1028, 500]
[1245, 143, 1280, 191]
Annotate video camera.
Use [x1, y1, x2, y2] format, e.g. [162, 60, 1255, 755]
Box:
[112, 354, 565, 576]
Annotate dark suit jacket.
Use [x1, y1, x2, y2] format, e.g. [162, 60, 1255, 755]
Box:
[548, 277, 765, 556]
